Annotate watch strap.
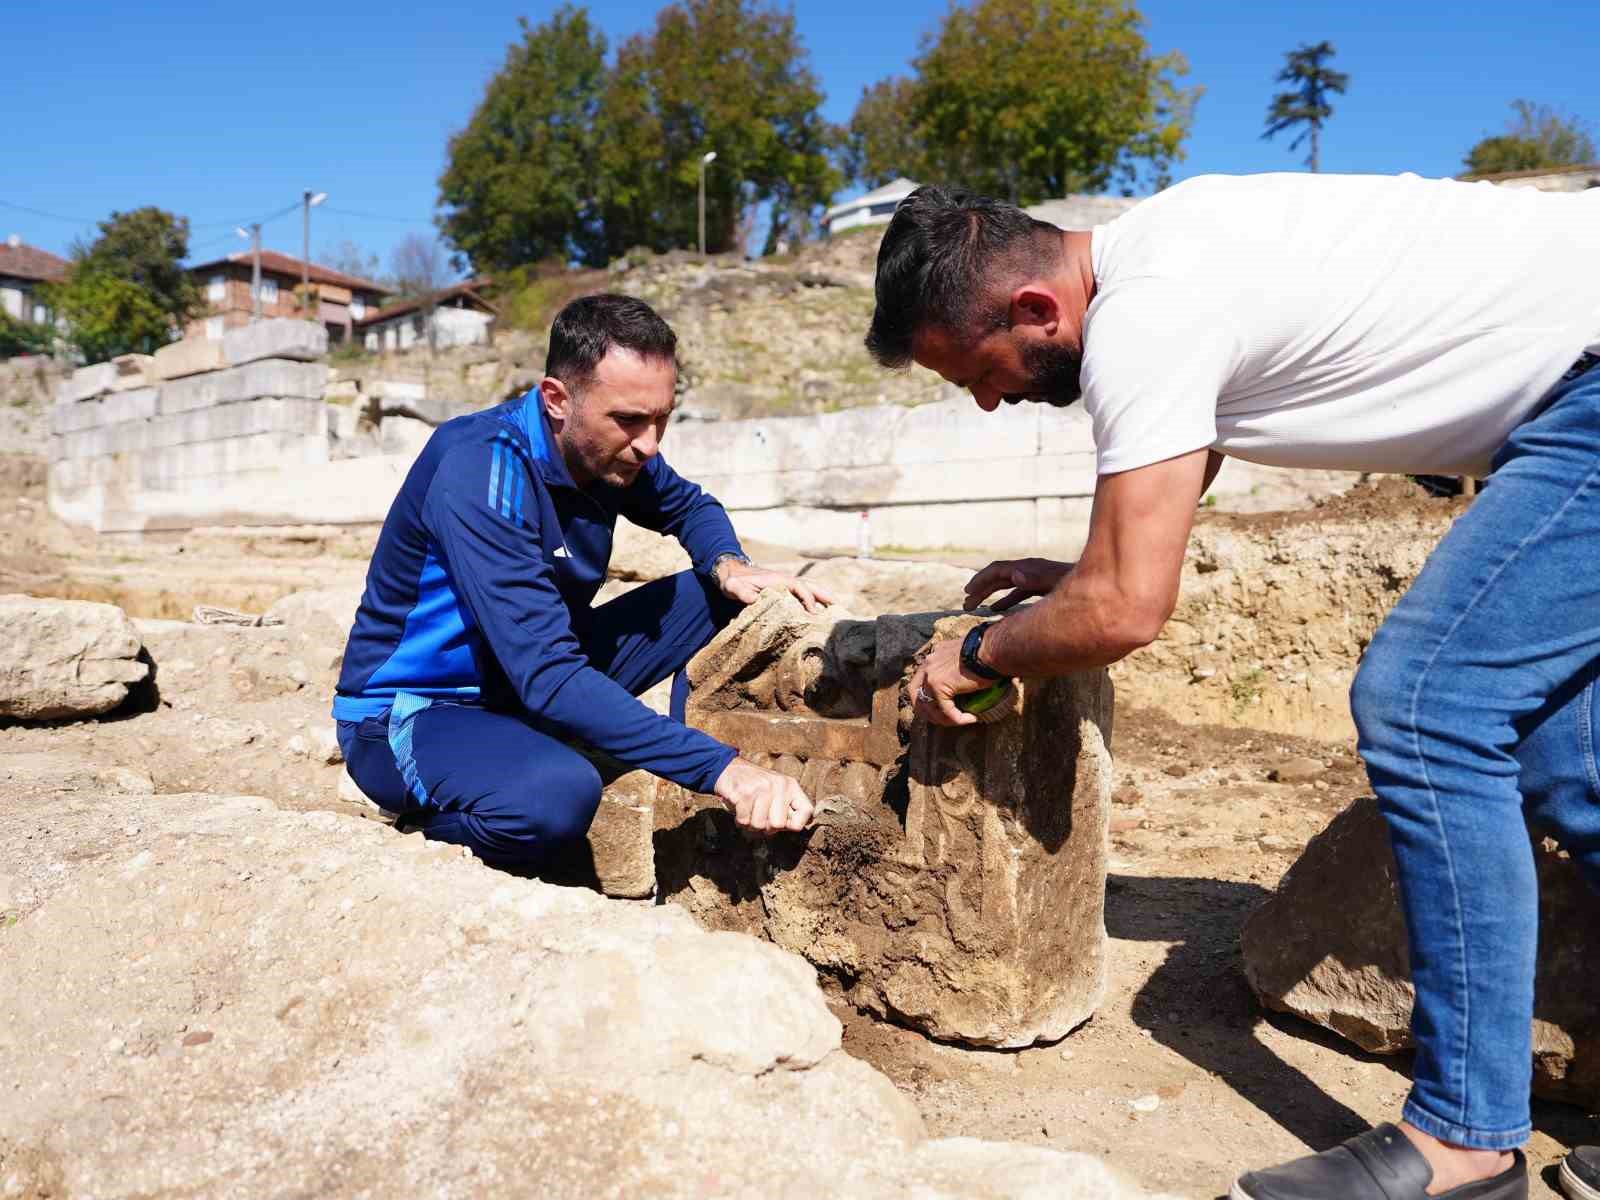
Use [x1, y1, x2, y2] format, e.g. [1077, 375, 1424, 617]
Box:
[960, 624, 1005, 681]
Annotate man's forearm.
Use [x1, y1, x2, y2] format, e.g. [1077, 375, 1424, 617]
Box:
[977, 567, 1159, 677]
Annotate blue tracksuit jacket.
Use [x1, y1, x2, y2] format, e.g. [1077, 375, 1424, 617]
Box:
[332, 390, 743, 793]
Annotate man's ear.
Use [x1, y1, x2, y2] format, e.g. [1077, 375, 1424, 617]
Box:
[1007, 285, 1061, 335]
[540, 376, 573, 423]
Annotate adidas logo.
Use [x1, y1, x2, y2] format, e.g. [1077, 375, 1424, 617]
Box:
[553, 545, 569, 558]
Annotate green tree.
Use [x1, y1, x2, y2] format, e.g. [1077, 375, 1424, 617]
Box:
[1463, 100, 1597, 176]
[902, 0, 1196, 202]
[1262, 41, 1349, 172]
[44, 272, 172, 364]
[73, 207, 202, 330]
[843, 77, 930, 189]
[0, 311, 56, 358]
[41, 207, 200, 364]
[436, 7, 609, 271]
[593, 0, 841, 259]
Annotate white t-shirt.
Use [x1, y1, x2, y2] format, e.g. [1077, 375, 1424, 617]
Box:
[1082, 173, 1600, 477]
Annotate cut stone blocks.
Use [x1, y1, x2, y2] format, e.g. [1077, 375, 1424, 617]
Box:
[651, 592, 1115, 1048]
[367, 379, 426, 402]
[1243, 797, 1600, 1108]
[153, 338, 227, 380]
[58, 362, 118, 404]
[223, 317, 327, 366]
[145, 397, 329, 449]
[159, 360, 330, 414]
[109, 353, 158, 391]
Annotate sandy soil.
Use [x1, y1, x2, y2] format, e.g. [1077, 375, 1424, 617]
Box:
[1, 455, 1591, 1198]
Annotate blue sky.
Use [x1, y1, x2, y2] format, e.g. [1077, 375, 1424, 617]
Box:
[7, 1, 1594, 273]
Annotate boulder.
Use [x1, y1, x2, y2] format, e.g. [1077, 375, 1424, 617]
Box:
[377, 414, 434, 457]
[657, 592, 1115, 1047]
[153, 337, 227, 380]
[1242, 797, 1600, 1107]
[262, 586, 364, 646]
[0, 595, 149, 720]
[222, 316, 327, 365]
[0, 782, 1167, 1199]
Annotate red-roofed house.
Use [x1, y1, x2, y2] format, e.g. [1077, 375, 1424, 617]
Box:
[185, 250, 388, 345]
[0, 236, 69, 327]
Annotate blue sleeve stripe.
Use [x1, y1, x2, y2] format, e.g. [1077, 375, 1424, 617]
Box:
[510, 454, 526, 524]
[487, 441, 503, 512]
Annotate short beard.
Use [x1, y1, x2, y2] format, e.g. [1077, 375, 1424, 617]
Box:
[1003, 341, 1082, 408]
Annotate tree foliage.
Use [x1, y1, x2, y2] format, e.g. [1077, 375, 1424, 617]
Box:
[41, 207, 200, 364]
[843, 0, 1196, 201]
[0, 310, 55, 358]
[1262, 41, 1349, 172]
[389, 233, 452, 298]
[321, 239, 385, 286]
[1463, 101, 1597, 176]
[438, 1, 839, 270]
[44, 273, 172, 364]
[437, 7, 608, 272]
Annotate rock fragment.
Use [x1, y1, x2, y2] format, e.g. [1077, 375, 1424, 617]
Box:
[0, 595, 149, 720]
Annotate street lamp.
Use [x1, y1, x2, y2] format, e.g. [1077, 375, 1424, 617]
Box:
[235, 223, 262, 321]
[301, 189, 327, 321]
[698, 151, 716, 257]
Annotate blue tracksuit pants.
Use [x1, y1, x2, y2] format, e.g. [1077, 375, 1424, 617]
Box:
[336, 570, 739, 871]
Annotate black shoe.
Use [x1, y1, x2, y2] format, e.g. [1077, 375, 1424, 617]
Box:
[1233, 1124, 1527, 1200]
[1561, 1147, 1600, 1200]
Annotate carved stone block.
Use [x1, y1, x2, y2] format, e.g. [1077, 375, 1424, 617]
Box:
[652, 592, 1114, 1047]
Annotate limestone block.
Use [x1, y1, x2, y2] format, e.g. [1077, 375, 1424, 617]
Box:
[145, 397, 329, 448]
[1242, 797, 1600, 1108]
[659, 592, 1114, 1047]
[223, 317, 327, 365]
[323, 379, 360, 403]
[153, 337, 227, 380]
[559, 770, 660, 899]
[139, 433, 329, 490]
[59, 362, 118, 404]
[109, 353, 158, 391]
[50, 399, 105, 435]
[158, 360, 330, 414]
[377, 414, 433, 457]
[0, 595, 149, 720]
[100, 386, 158, 426]
[367, 379, 426, 402]
[609, 518, 693, 582]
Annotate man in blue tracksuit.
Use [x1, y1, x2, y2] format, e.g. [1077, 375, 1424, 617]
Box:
[333, 294, 829, 871]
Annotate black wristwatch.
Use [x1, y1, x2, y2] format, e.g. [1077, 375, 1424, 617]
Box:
[960, 623, 1005, 681]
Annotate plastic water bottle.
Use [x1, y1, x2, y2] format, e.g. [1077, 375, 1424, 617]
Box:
[856, 510, 873, 559]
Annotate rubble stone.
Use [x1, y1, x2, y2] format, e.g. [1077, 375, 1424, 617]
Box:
[653, 592, 1115, 1047]
[1242, 797, 1600, 1107]
[222, 317, 328, 365]
[58, 362, 118, 404]
[0, 595, 149, 720]
[0, 785, 1165, 1199]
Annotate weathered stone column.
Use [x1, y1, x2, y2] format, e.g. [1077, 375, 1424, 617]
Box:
[651, 592, 1114, 1048]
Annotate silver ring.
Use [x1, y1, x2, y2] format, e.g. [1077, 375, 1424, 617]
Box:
[916, 685, 934, 704]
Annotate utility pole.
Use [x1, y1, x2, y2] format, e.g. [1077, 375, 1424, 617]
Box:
[301, 189, 326, 321]
[698, 151, 716, 257]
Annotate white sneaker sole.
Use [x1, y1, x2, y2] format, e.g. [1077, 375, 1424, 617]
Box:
[1230, 1183, 1255, 1200]
[1562, 1160, 1600, 1200]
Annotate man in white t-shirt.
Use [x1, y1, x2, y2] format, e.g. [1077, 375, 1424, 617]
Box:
[866, 176, 1600, 1200]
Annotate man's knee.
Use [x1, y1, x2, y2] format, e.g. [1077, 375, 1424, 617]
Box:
[457, 756, 603, 865]
[1350, 637, 1412, 751]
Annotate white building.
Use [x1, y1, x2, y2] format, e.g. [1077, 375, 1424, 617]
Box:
[822, 178, 921, 236]
[357, 279, 497, 354]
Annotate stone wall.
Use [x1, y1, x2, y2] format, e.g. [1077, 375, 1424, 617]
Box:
[47, 319, 331, 533]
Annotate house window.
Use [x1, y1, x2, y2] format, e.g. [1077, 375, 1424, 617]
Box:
[207, 273, 226, 302]
[258, 278, 279, 304]
[206, 316, 225, 340]
[350, 298, 366, 320]
[32, 303, 48, 325]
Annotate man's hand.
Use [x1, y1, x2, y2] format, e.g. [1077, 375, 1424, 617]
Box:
[713, 757, 816, 835]
[715, 559, 835, 614]
[908, 636, 988, 728]
[963, 558, 1074, 612]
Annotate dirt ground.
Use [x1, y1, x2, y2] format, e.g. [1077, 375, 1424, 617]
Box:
[1, 455, 1592, 1199]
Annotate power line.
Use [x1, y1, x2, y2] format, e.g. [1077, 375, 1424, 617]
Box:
[323, 204, 436, 225]
[0, 198, 98, 226]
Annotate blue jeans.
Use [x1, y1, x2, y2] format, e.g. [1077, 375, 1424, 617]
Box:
[337, 569, 739, 871]
[1351, 363, 1600, 1149]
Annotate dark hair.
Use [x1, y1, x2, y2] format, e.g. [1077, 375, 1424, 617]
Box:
[546, 293, 677, 393]
[865, 185, 1062, 368]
